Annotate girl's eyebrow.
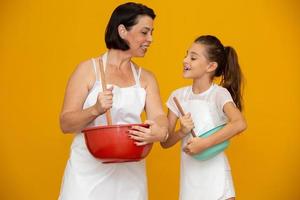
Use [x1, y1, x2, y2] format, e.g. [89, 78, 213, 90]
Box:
[190, 51, 200, 56]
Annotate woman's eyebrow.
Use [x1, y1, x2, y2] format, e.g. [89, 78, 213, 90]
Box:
[142, 27, 154, 31]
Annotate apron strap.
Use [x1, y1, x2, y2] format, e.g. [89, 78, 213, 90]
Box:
[91, 58, 99, 81]
[183, 86, 191, 101]
[130, 63, 141, 87]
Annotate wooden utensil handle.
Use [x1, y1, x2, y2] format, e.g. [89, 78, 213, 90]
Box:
[173, 97, 196, 137]
[99, 58, 112, 125]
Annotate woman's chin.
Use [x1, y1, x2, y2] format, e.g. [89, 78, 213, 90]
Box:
[132, 47, 147, 56]
[132, 51, 147, 58]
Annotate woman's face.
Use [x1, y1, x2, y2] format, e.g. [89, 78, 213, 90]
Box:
[123, 15, 154, 57]
[183, 43, 211, 79]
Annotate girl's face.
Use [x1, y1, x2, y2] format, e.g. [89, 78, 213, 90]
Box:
[123, 15, 154, 57]
[183, 43, 211, 79]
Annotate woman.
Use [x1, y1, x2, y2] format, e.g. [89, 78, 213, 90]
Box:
[59, 3, 168, 200]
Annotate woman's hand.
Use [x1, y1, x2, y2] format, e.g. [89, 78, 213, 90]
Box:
[94, 87, 113, 115]
[179, 113, 194, 137]
[129, 120, 168, 146]
[183, 137, 210, 155]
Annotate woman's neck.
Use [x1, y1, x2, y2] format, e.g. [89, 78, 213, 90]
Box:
[192, 77, 213, 94]
[107, 49, 132, 69]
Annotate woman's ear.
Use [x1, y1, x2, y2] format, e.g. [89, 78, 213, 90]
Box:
[118, 24, 127, 39]
[207, 62, 218, 72]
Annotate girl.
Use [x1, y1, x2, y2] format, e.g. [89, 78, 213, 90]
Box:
[161, 35, 247, 200]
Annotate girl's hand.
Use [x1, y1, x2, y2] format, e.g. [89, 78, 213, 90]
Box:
[183, 137, 209, 155]
[94, 86, 113, 115]
[179, 113, 194, 136]
[129, 120, 167, 146]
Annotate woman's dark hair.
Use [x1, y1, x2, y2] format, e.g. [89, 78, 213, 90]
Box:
[105, 2, 156, 50]
[195, 35, 244, 111]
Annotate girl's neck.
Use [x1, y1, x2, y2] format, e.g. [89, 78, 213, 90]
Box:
[107, 49, 132, 69]
[192, 77, 213, 94]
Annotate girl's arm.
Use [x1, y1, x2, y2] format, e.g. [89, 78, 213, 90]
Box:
[184, 102, 247, 155]
[207, 102, 247, 145]
[160, 110, 194, 148]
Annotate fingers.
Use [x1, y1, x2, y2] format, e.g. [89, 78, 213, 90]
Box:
[183, 143, 196, 155]
[128, 129, 144, 137]
[135, 141, 148, 146]
[97, 89, 114, 112]
[179, 113, 194, 135]
[131, 125, 150, 133]
[128, 126, 153, 145]
[129, 132, 145, 142]
[185, 112, 191, 117]
[183, 137, 195, 154]
[102, 89, 113, 96]
[180, 113, 193, 122]
[128, 130, 149, 146]
[107, 86, 114, 91]
[129, 127, 151, 137]
[99, 98, 113, 110]
[180, 121, 194, 129]
[186, 138, 193, 145]
[183, 145, 191, 155]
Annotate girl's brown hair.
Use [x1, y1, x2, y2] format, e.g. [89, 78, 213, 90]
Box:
[195, 35, 244, 111]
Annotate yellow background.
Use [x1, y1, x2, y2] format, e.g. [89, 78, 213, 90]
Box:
[1, 0, 299, 199]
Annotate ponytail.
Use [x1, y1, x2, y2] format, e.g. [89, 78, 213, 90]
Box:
[194, 35, 244, 111]
[221, 46, 243, 111]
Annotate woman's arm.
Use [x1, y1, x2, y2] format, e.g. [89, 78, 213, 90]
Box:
[160, 110, 181, 148]
[129, 69, 168, 144]
[183, 102, 247, 155]
[60, 60, 113, 133]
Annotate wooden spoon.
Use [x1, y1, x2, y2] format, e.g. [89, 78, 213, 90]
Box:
[99, 57, 113, 125]
[173, 96, 196, 137]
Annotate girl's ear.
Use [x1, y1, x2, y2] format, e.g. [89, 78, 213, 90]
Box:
[207, 62, 218, 73]
[118, 24, 127, 39]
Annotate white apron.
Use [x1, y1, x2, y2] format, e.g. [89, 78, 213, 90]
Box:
[179, 86, 234, 200]
[59, 53, 147, 200]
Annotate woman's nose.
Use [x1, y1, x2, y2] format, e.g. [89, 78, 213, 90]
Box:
[147, 34, 153, 43]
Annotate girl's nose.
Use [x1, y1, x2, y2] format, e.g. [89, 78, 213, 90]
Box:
[183, 56, 188, 64]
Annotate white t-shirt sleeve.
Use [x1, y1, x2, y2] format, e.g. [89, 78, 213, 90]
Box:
[166, 90, 181, 117]
[215, 87, 235, 113]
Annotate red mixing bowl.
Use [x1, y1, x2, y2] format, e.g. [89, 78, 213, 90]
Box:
[83, 124, 153, 163]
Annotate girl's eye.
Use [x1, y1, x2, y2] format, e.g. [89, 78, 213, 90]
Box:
[191, 57, 197, 61]
[142, 32, 148, 35]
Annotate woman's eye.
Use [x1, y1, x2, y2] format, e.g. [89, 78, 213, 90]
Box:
[142, 32, 147, 35]
[191, 57, 196, 61]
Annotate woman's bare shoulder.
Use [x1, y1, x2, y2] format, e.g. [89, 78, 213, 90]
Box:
[69, 58, 96, 89]
[139, 68, 157, 89]
[141, 67, 156, 80]
[75, 59, 94, 73]
[131, 61, 156, 87]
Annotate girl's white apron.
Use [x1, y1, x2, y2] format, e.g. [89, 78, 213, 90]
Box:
[179, 86, 234, 200]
